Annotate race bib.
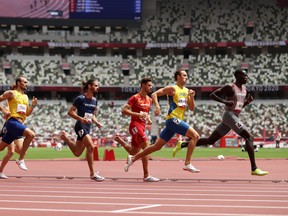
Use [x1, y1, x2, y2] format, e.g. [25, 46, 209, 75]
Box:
[84, 113, 93, 122]
[235, 101, 244, 111]
[178, 98, 186, 108]
[131, 126, 138, 135]
[17, 104, 27, 114]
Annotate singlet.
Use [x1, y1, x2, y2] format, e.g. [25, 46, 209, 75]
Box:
[128, 93, 152, 124]
[73, 94, 97, 123]
[166, 85, 188, 120]
[8, 90, 29, 122]
[225, 83, 247, 114]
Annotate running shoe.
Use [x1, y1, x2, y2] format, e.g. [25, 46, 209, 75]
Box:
[124, 155, 133, 172]
[0, 172, 8, 179]
[143, 175, 160, 182]
[183, 163, 200, 173]
[173, 140, 182, 157]
[90, 172, 105, 182]
[16, 159, 28, 171]
[251, 168, 268, 176]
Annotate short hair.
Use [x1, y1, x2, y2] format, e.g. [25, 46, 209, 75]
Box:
[14, 75, 26, 87]
[140, 77, 152, 85]
[234, 69, 247, 77]
[174, 69, 183, 81]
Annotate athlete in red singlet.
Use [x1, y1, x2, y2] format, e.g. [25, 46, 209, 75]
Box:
[114, 77, 159, 182]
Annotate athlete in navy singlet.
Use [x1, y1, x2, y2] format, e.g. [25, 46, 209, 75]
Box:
[57, 79, 105, 181]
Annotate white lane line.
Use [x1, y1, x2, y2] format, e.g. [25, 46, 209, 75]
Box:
[1, 185, 287, 193]
[0, 189, 287, 197]
[0, 199, 287, 209]
[0, 207, 287, 216]
[112, 204, 161, 213]
[0, 194, 287, 203]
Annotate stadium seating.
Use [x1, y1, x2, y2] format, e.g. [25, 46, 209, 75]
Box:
[0, 0, 286, 145]
[2, 53, 287, 86]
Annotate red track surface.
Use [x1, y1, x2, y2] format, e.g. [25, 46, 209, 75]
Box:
[0, 158, 287, 216]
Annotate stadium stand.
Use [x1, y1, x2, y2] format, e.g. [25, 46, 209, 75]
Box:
[0, 0, 287, 146]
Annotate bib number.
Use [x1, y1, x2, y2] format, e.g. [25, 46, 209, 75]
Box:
[178, 98, 186, 108]
[235, 101, 244, 111]
[84, 113, 93, 122]
[17, 104, 27, 114]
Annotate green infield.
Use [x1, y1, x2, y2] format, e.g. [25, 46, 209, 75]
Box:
[0, 146, 287, 160]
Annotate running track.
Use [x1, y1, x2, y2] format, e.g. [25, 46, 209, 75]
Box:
[0, 159, 287, 216]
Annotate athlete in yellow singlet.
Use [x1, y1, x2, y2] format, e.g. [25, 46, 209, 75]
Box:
[0, 76, 37, 171]
[166, 84, 189, 121]
[124, 69, 200, 174]
[0, 92, 24, 179]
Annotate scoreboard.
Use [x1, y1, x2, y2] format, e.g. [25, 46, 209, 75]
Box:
[0, 0, 142, 27]
[69, 0, 141, 20]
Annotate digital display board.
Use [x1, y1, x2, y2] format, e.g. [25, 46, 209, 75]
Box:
[0, 0, 141, 20]
[70, 0, 141, 20]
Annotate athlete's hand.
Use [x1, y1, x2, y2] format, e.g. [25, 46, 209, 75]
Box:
[246, 94, 253, 104]
[138, 112, 148, 119]
[154, 106, 160, 116]
[95, 122, 103, 128]
[31, 96, 38, 107]
[81, 117, 92, 124]
[3, 110, 10, 120]
[188, 89, 195, 97]
[147, 118, 152, 125]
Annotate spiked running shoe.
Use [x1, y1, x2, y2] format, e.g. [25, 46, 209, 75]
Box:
[173, 140, 183, 157]
[0, 172, 8, 179]
[143, 175, 160, 182]
[90, 172, 105, 182]
[124, 155, 133, 172]
[16, 159, 28, 171]
[183, 163, 200, 173]
[251, 168, 268, 176]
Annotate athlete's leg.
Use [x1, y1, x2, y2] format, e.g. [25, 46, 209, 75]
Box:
[114, 135, 132, 153]
[238, 130, 257, 171]
[131, 138, 166, 163]
[184, 126, 199, 166]
[0, 140, 9, 151]
[18, 128, 35, 160]
[139, 140, 150, 178]
[179, 123, 230, 148]
[81, 134, 95, 176]
[0, 142, 15, 173]
[61, 133, 85, 157]
[14, 138, 24, 154]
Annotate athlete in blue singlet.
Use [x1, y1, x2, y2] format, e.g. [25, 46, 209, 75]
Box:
[173, 69, 268, 176]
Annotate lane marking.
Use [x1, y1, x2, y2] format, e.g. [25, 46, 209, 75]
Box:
[0, 194, 287, 203]
[113, 204, 161, 213]
[0, 207, 287, 216]
[0, 199, 287, 209]
[0, 189, 287, 198]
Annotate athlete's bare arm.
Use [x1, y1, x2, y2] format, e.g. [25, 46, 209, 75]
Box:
[151, 86, 175, 116]
[243, 93, 253, 108]
[210, 85, 234, 107]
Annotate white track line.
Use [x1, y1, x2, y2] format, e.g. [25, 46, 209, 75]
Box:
[113, 204, 162, 213]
